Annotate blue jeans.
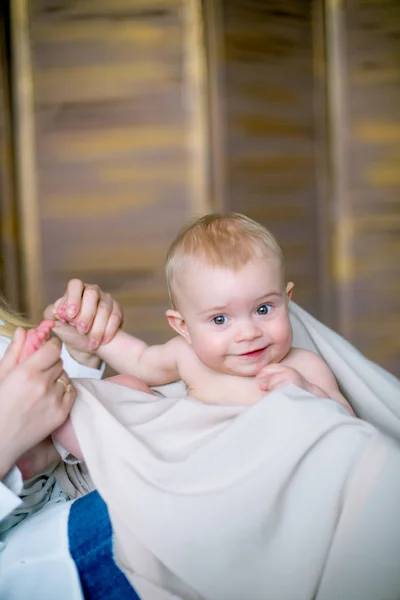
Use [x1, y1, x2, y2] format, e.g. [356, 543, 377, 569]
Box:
[68, 491, 140, 600]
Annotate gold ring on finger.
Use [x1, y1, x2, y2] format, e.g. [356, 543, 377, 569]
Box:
[56, 377, 72, 394]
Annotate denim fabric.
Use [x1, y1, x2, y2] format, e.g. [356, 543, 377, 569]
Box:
[68, 491, 140, 600]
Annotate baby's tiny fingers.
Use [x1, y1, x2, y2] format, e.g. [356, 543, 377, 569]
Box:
[265, 373, 288, 390]
[257, 364, 284, 378]
[257, 376, 270, 391]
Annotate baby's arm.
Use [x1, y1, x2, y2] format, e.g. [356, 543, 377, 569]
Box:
[292, 351, 354, 415]
[95, 331, 182, 387]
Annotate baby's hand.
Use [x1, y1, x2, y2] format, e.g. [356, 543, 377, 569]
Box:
[256, 364, 311, 394]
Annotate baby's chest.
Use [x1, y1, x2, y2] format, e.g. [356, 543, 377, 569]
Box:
[185, 367, 265, 406]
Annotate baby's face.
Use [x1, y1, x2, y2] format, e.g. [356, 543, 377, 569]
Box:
[176, 257, 293, 377]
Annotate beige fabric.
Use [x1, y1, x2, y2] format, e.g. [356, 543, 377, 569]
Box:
[54, 462, 94, 500]
[70, 302, 400, 600]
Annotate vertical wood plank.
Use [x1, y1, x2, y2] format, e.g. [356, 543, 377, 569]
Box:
[11, 0, 43, 319]
[312, 0, 333, 327]
[202, 0, 227, 212]
[344, 0, 400, 375]
[0, 5, 21, 307]
[324, 0, 353, 338]
[184, 0, 211, 217]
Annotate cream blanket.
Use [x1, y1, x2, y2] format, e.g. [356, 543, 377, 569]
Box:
[70, 302, 400, 600]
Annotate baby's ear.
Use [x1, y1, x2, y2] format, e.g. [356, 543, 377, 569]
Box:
[286, 281, 294, 300]
[166, 309, 191, 344]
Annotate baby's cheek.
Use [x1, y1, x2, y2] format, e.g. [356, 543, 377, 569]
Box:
[273, 323, 293, 356]
[193, 338, 221, 366]
[281, 319, 293, 345]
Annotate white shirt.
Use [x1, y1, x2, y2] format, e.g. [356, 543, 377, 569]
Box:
[0, 468, 23, 526]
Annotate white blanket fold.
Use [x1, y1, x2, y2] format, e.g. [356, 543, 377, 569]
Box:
[70, 302, 400, 600]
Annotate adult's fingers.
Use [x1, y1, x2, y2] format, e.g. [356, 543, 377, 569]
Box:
[86, 302, 112, 349]
[55, 372, 76, 418]
[47, 359, 67, 386]
[61, 383, 76, 416]
[25, 337, 62, 371]
[47, 368, 76, 424]
[43, 297, 63, 321]
[102, 301, 123, 344]
[87, 295, 123, 348]
[74, 284, 101, 334]
[63, 279, 85, 319]
[45, 279, 86, 322]
[0, 327, 27, 380]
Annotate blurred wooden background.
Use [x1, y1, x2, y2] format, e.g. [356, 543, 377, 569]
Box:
[0, 0, 399, 376]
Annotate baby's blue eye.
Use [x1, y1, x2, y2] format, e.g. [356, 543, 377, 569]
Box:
[213, 315, 227, 325]
[256, 304, 272, 315]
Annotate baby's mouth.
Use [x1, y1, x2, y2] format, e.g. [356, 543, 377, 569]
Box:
[239, 347, 266, 358]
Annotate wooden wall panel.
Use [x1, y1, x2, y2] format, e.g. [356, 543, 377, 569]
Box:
[4, 0, 397, 374]
[344, 0, 400, 375]
[28, 0, 209, 342]
[220, 0, 324, 318]
[210, 0, 400, 375]
[0, 5, 20, 306]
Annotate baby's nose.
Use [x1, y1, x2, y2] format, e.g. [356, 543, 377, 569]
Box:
[236, 321, 263, 342]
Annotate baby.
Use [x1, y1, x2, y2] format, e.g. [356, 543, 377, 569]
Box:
[75, 213, 353, 413]
[23, 213, 354, 458]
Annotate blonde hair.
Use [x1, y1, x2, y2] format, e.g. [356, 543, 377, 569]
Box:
[0, 295, 30, 338]
[166, 213, 285, 307]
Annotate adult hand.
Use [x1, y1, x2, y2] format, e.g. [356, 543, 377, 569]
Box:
[43, 279, 123, 367]
[0, 328, 75, 479]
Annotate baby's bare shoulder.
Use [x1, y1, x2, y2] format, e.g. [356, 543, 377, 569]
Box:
[285, 348, 337, 385]
[172, 336, 198, 366]
[170, 335, 191, 353]
[173, 338, 209, 391]
[285, 348, 329, 373]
